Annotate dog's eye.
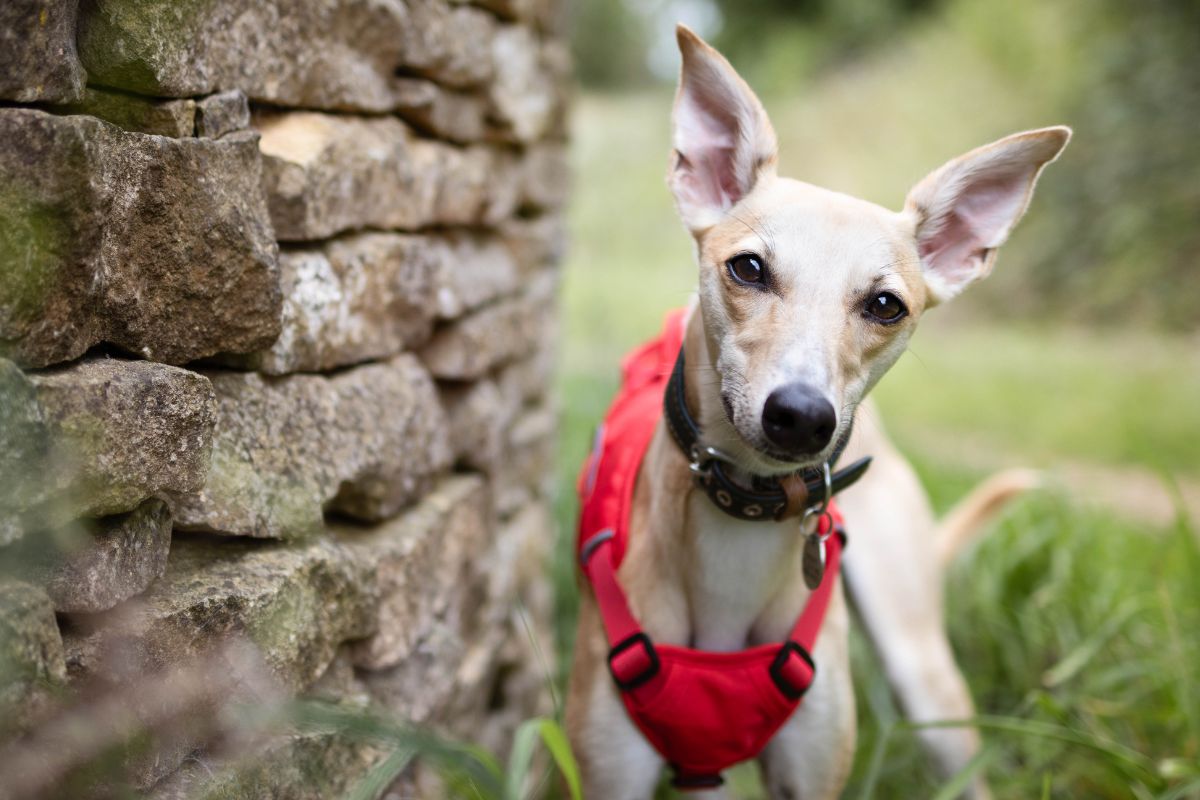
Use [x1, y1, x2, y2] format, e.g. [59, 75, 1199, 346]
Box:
[866, 292, 907, 323]
[727, 254, 767, 286]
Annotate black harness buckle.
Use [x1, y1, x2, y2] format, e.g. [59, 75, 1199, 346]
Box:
[607, 632, 660, 691]
[769, 640, 816, 700]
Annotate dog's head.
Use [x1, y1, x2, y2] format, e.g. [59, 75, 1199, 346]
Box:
[669, 25, 1069, 475]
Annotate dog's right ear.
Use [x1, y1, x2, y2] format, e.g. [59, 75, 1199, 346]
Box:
[669, 24, 778, 234]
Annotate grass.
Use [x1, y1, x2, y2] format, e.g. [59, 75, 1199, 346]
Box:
[548, 27, 1200, 797]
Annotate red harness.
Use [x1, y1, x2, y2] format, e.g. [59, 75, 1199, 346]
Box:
[576, 310, 845, 789]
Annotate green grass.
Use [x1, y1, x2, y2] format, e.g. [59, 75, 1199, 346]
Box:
[549, 39, 1200, 797]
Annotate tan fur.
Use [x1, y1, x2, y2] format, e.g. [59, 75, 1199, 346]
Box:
[566, 24, 1068, 799]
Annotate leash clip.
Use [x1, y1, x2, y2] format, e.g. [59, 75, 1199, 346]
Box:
[688, 443, 732, 479]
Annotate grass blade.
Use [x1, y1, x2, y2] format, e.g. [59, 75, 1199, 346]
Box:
[505, 718, 582, 800]
[348, 748, 413, 800]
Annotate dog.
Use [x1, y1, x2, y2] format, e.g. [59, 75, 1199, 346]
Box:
[565, 24, 1068, 799]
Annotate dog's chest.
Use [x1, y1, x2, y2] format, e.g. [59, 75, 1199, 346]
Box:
[686, 493, 804, 651]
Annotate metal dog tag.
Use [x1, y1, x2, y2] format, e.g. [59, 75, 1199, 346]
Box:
[802, 533, 826, 590]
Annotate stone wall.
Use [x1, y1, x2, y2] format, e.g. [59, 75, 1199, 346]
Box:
[0, 1, 568, 796]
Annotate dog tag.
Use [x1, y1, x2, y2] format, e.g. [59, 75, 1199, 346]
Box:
[802, 533, 826, 590]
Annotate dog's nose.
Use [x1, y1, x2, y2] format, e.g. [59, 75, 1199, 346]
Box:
[761, 383, 837, 455]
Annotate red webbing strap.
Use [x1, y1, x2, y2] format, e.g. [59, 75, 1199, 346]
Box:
[788, 513, 843, 648]
[585, 540, 642, 645]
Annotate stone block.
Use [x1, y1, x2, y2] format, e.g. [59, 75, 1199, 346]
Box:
[0, 0, 86, 103]
[432, 232, 521, 320]
[391, 77, 490, 144]
[336, 475, 489, 670]
[78, 0, 498, 104]
[440, 379, 508, 471]
[399, 0, 498, 88]
[62, 537, 376, 696]
[0, 582, 66, 736]
[53, 87, 196, 137]
[225, 233, 440, 375]
[150, 726, 382, 800]
[488, 25, 558, 143]
[0, 110, 281, 368]
[258, 112, 424, 240]
[195, 89, 250, 139]
[500, 215, 568, 275]
[419, 272, 556, 381]
[519, 142, 571, 211]
[42, 499, 173, 614]
[169, 356, 451, 539]
[360, 497, 553, 747]
[0, 358, 216, 545]
[494, 404, 556, 517]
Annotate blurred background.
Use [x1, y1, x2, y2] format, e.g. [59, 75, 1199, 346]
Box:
[554, 0, 1199, 796]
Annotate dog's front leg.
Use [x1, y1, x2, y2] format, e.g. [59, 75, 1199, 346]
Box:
[571, 676, 663, 799]
[567, 594, 664, 799]
[757, 598, 856, 800]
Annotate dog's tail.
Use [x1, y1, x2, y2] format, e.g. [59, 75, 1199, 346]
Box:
[937, 468, 1041, 568]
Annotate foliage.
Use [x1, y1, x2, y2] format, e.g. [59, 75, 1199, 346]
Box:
[291, 702, 583, 800]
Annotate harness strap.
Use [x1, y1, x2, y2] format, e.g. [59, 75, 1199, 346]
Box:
[583, 514, 845, 696]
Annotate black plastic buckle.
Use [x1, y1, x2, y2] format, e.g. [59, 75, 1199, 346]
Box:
[769, 640, 816, 701]
[671, 770, 725, 790]
[607, 632, 660, 691]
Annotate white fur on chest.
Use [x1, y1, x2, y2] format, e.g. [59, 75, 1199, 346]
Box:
[685, 492, 806, 651]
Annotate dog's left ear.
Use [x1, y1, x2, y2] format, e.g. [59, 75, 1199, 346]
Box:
[905, 127, 1071, 303]
[669, 24, 778, 234]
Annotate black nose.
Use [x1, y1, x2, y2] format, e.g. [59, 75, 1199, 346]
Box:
[761, 383, 837, 455]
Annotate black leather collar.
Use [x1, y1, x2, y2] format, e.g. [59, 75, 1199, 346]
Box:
[663, 348, 872, 522]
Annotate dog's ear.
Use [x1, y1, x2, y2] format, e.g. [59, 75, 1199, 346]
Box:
[669, 24, 778, 233]
[905, 127, 1071, 303]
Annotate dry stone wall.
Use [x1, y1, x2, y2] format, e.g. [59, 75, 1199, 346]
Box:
[0, 0, 568, 796]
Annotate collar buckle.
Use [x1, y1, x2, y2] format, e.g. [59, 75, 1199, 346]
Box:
[688, 443, 733, 479]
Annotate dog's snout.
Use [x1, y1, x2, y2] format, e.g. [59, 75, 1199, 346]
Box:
[761, 384, 837, 455]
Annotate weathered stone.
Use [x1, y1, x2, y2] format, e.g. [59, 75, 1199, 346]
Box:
[500, 215, 569, 275]
[440, 379, 508, 471]
[496, 346, 557, 408]
[450, 501, 554, 751]
[519, 142, 571, 211]
[150, 726, 382, 800]
[0, 358, 216, 544]
[0, 582, 66, 736]
[0, 110, 281, 368]
[336, 475, 488, 670]
[494, 404, 557, 517]
[0, 0, 86, 103]
[53, 87, 196, 137]
[0, 360, 48, 547]
[399, 0, 497, 88]
[256, 112, 509, 241]
[59, 537, 376, 789]
[62, 537, 376, 695]
[224, 233, 439, 375]
[419, 272, 556, 380]
[169, 355, 451, 539]
[453, 0, 534, 22]
[43, 499, 172, 614]
[488, 25, 558, 143]
[433, 232, 521, 320]
[361, 497, 553, 744]
[195, 89, 250, 139]
[392, 77, 490, 143]
[78, 0, 496, 103]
